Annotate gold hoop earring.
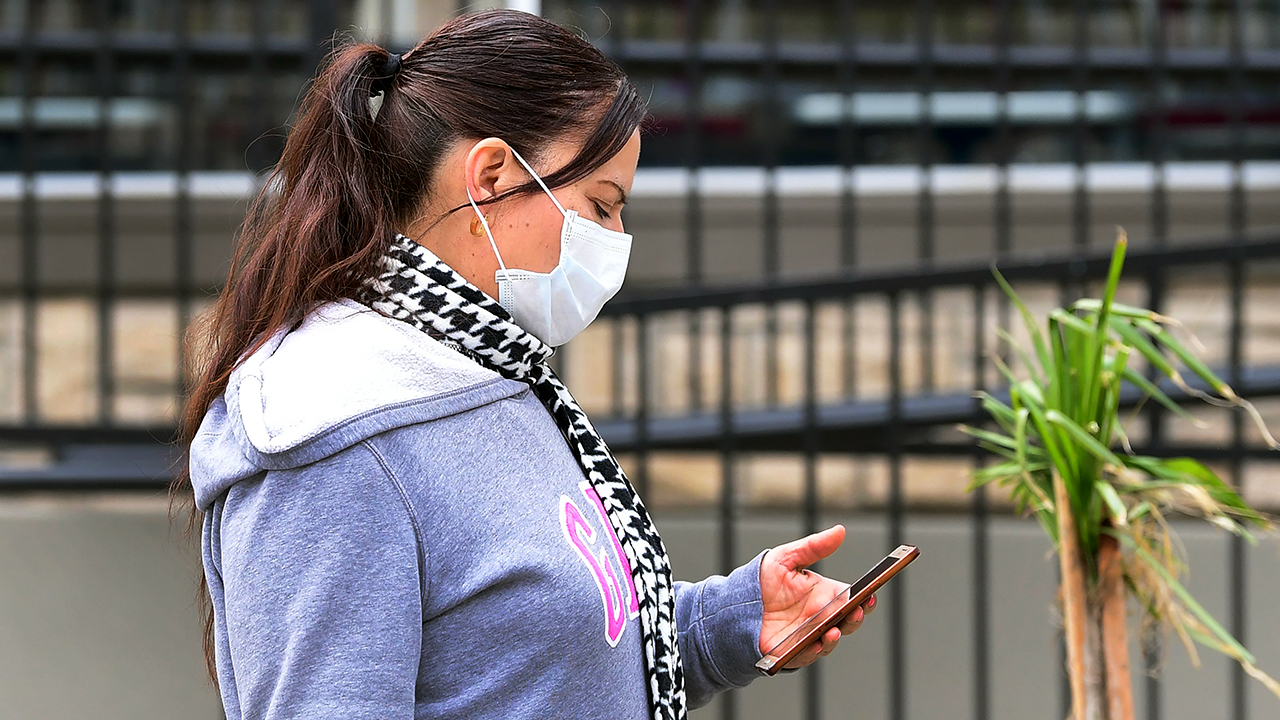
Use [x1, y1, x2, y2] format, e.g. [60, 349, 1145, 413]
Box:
[469, 213, 491, 237]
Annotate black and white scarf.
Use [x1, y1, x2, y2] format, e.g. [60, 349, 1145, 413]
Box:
[358, 233, 686, 720]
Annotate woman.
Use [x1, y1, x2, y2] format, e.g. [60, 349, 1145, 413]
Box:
[177, 10, 875, 720]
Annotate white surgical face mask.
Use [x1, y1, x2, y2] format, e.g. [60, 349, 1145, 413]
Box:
[465, 144, 632, 347]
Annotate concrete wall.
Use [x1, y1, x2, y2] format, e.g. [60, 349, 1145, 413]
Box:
[2, 492, 1278, 720]
[0, 494, 221, 720]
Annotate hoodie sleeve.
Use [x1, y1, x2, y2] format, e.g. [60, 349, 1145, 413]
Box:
[674, 550, 767, 709]
[214, 440, 424, 720]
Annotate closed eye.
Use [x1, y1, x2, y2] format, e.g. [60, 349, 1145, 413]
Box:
[592, 201, 612, 220]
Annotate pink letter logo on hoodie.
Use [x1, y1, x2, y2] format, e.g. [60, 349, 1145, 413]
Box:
[559, 482, 640, 647]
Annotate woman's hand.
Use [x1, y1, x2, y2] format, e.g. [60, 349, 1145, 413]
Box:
[758, 524, 876, 670]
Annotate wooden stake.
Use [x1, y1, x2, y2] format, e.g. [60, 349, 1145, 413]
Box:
[1056, 476, 1090, 720]
[1099, 532, 1135, 720]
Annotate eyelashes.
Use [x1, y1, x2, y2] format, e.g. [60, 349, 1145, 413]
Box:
[592, 201, 612, 220]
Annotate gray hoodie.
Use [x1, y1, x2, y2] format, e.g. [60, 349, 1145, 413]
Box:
[189, 297, 767, 720]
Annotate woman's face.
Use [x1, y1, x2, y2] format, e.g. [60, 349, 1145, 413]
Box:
[473, 128, 640, 275]
[406, 128, 641, 303]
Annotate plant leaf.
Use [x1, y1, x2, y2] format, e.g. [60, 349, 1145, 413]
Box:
[1015, 407, 1031, 480]
[1115, 363, 1195, 421]
[1108, 316, 1179, 379]
[1113, 529, 1258, 666]
[975, 392, 1020, 434]
[1046, 409, 1124, 468]
[1081, 234, 1128, 428]
[1073, 298, 1158, 320]
[1095, 480, 1128, 526]
[1136, 318, 1233, 399]
[959, 425, 1020, 452]
[991, 267, 1052, 380]
[996, 328, 1045, 386]
[1127, 456, 1269, 528]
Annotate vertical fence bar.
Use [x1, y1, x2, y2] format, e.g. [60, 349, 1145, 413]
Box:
[380, 0, 393, 44]
[1063, 0, 1091, 315]
[1144, 4, 1169, 718]
[1062, 1, 1092, 714]
[19, 0, 38, 424]
[1148, 0, 1168, 255]
[174, 0, 194, 409]
[915, 0, 934, 394]
[608, 0, 628, 422]
[610, 3, 643, 478]
[993, 0, 1011, 259]
[983, 1, 1012, 715]
[1227, 1, 1248, 719]
[887, 289, 905, 720]
[970, 280, 989, 720]
[95, 0, 116, 425]
[838, 0, 858, 401]
[803, 298, 821, 720]
[683, 0, 704, 413]
[611, 318, 625, 419]
[249, 0, 271, 174]
[310, 0, 337, 72]
[1071, 0, 1090, 257]
[1228, 253, 1247, 720]
[635, 313, 650, 498]
[1142, 609, 1163, 720]
[992, 0, 1013, 371]
[762, 0, 781, 407]
[605, 0, 627, 55]
[1147, 3, 1169, 310]
[718, 304, 737, 720]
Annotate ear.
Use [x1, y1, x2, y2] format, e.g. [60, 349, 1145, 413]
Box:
[464, 138, 519, 203]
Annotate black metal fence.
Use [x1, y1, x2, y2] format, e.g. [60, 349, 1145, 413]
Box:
[588, 235, 1280, 720]
[4, 2, 1280, 720]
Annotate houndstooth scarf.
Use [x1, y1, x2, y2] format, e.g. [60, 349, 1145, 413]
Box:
[357, 233, 687, 720]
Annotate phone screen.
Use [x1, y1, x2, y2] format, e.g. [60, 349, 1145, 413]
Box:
[845, 554, 899, 600]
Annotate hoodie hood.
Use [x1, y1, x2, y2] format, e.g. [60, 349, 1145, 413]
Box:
[189, 297, 527, 511]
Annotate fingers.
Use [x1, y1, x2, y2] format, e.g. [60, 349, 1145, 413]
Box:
[773, 525, 846, 572]
[815, 628, 840, 658]
[777, 595, 879, 670]
[782, 627, 842, 670]
[837, 605, 866, 635]
[837, 595, 877, 633]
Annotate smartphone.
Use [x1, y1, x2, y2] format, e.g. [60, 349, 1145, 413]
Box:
[755, 544, 919, 675]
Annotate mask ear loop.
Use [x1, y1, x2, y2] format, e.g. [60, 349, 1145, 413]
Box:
[506, 145, 568, 216]
[466, 185, 509, 275]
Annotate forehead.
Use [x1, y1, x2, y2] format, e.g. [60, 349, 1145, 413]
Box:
[585, 130, 640, 185]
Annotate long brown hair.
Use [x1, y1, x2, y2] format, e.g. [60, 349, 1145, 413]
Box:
[171, 9, 646, 684]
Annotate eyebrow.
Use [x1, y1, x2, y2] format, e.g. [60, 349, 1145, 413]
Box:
[598, 179, 629, 205]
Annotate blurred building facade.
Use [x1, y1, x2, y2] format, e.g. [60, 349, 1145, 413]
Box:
[9, 1, 1280, 171]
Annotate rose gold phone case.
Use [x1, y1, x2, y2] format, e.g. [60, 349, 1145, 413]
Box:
[755, 544, 919, 676]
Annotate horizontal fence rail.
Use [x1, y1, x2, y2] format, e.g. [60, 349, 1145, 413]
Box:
[6, 234, 1279, 459]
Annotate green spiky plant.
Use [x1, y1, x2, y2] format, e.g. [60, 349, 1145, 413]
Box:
[961, 231, 1280, 720]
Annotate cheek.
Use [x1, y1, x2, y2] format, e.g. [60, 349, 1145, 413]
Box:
[500, 200, 564, 272]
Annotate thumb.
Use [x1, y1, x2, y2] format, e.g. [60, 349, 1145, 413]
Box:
[774, 524, 845, 571]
